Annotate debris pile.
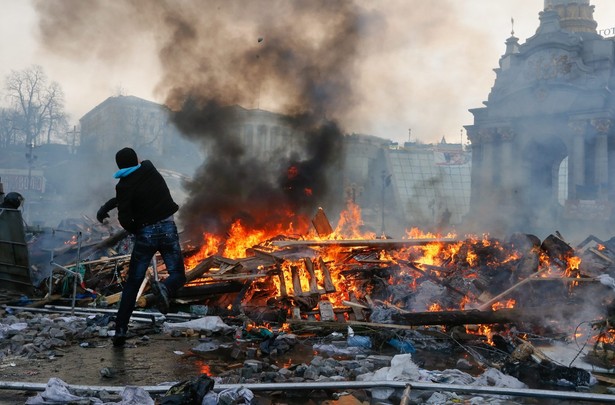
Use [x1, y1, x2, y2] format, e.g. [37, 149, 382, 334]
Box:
[3, 205, 615, 402]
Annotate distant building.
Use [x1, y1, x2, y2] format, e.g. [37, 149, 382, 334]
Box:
[466, 0, 615, 238]
[80, 95, 169, 155]
[389, 140, 471, 230]
[79, 95, 201, 177]
[342, 134, 471, 235]
[232, 106, 304, 161]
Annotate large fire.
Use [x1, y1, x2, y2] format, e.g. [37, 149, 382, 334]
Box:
[180, 201, 605, 346]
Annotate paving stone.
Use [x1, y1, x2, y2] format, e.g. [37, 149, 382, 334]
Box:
[303, 365, 319, 380]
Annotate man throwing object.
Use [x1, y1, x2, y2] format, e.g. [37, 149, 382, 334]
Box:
[98, 147, 186, 347]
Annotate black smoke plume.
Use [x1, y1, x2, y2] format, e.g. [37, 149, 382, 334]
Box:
[171, 98, 344, 240]
[33, 0, 372, 241]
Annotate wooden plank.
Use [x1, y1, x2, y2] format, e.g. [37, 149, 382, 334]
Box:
[303, 258, 319, 293]
[206, 273, 267, 281]
[477, 267, 550, 311]
[249, 247, 285, 264]
[389, 307, 577, 326]
[271, 238, 458, 248]
[346, 292, 365, 321]
[291, 265, 303, 296]
[104, 292, 122, 305]
[589, 247, 614, 264]
[185, 256, 217, 283]
[311, 207, 333, 237]
[318, 257, 336, 292]
[277, 265, 287, 297]
[318, 300, 335, 321]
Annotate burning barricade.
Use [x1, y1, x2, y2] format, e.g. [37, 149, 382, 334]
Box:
[8, 203, 615, 401]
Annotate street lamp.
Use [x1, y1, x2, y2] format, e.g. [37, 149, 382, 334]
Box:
[25, 141, 36, 190]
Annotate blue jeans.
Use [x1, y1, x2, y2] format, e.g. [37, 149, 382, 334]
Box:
[115, 220, 186, 330]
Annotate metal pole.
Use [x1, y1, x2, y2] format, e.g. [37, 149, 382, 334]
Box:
[71, 232, 82, 315]
[0, 380, 613, 402]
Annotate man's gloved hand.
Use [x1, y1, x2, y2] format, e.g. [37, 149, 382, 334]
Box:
[97, 197, 117, 223]
[97, 207, 110, 223]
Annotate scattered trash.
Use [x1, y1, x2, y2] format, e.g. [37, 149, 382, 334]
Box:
[387, 338, 416, 353]
[347, 326, 372, 349]
[159, 374, 214, 405]
[163, 316, 233, 334]
[192, 340, 220, 353]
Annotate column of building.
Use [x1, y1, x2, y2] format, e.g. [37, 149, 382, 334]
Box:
[591, 118, 611, 200]
[568, 119, 586, 200]
[466, 127, 483, 210]
[478, 128, 496, 195]
[498, 126, 516, 206]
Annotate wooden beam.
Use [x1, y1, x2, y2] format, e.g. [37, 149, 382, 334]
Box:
[390, 307, 559, 326]
[291, 265, 303, 296]
[271, 238, 458, 248]
[346, 293, 365, 321]
[318, 257, 336, 293]
[311, 207, 334, 237]
[303, 258, 319, 293]
[277, 265, 287, 297]
[477, 267, 550, 311]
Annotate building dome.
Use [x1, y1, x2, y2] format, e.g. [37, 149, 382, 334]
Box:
[544, 0, 596, 33]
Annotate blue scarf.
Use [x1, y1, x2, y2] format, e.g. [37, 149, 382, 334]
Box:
[114, 164, 141, 179]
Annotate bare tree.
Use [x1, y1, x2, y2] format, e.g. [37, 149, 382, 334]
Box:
[4, 65, 68, 146]
[0, 108, 24, 148]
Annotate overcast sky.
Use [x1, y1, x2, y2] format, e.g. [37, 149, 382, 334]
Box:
[1, 0, 615, 145]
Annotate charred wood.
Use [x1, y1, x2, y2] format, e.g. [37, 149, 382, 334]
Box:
[184, 256, 217, 283]
[541, 234, 574, 270]
[391, 307, 561, 326]
[175, 281, 245, 298]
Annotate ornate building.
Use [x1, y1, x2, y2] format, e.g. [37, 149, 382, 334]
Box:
[465, 0, 615, 238]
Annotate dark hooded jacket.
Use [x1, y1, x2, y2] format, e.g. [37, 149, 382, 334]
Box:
[115, 160, 178, 233]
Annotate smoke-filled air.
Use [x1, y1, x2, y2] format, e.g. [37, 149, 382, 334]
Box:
[31, 0, 508, 238]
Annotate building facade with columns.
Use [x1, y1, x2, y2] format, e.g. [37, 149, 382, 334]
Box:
[465, 0, 615, 238]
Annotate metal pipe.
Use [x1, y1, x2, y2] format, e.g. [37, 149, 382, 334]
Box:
[0, 380, 613, 402]
[3, 305, 195, 321]
[42, 305, 196, 320]
[3, 305, 162, 323]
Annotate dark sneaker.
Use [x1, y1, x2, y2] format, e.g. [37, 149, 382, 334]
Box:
[113, 328, 127, 347]
[150, 278, 170, 314]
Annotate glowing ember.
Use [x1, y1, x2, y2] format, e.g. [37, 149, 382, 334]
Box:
[491, 299, 516, 311]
